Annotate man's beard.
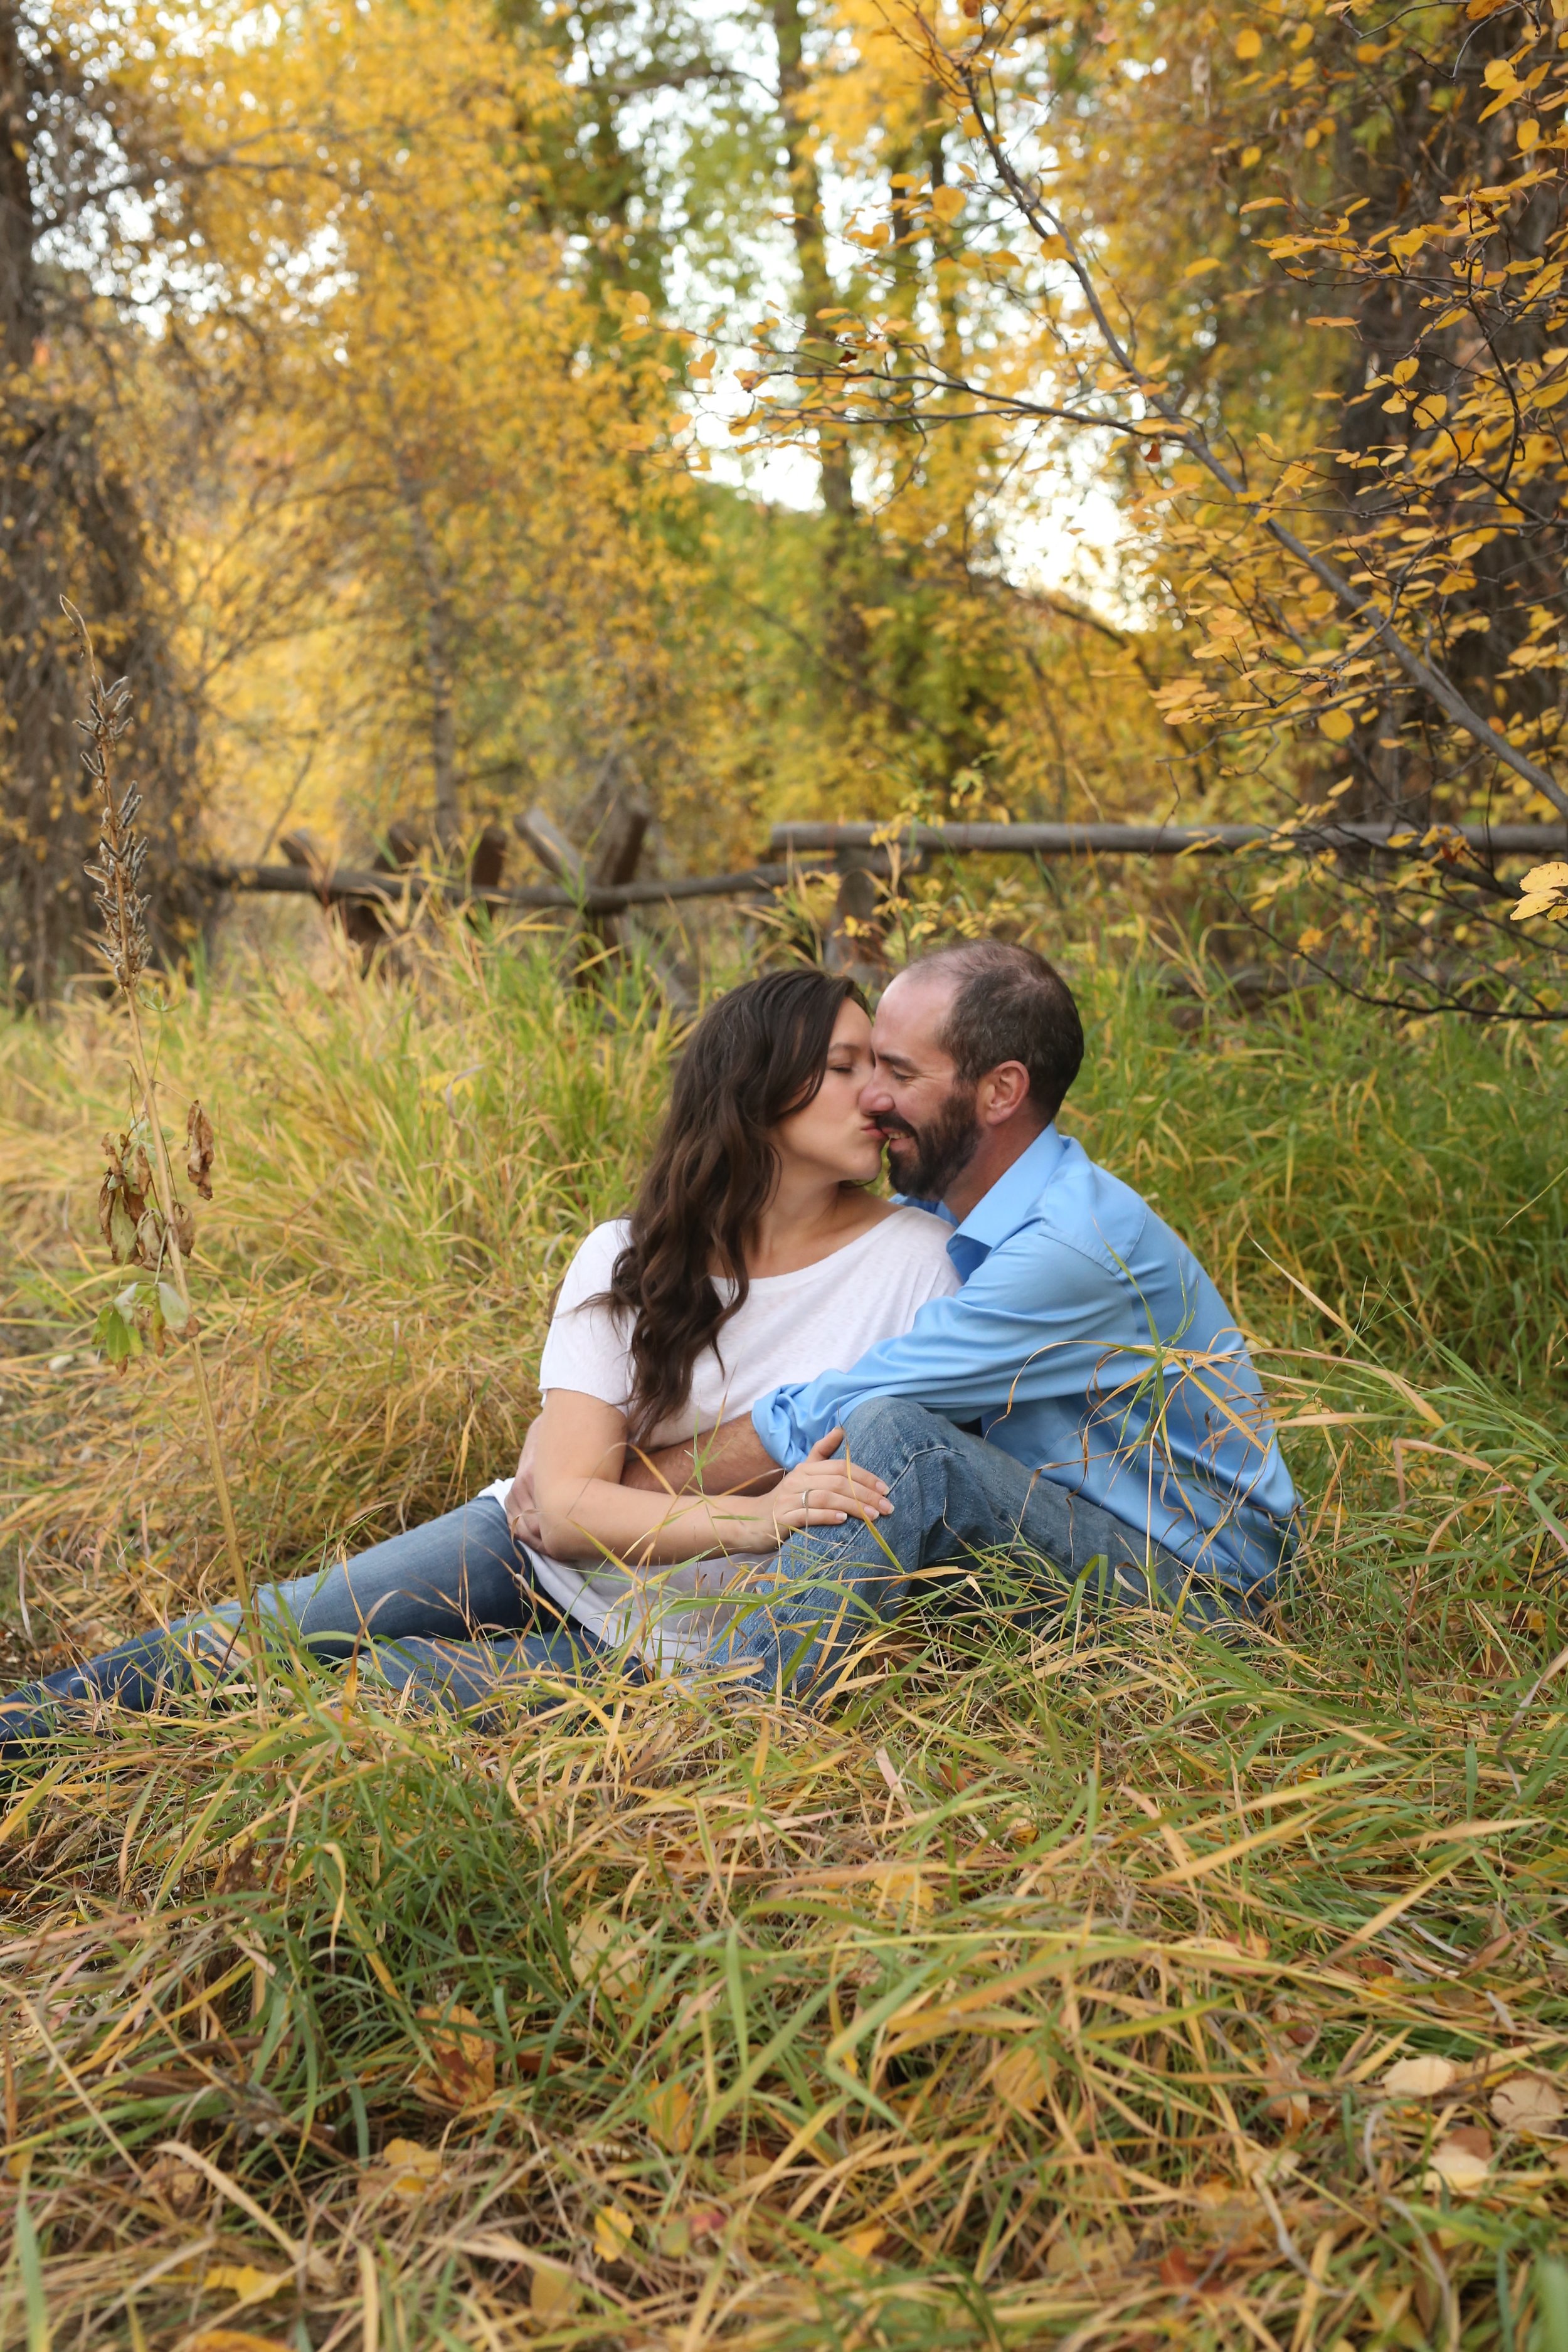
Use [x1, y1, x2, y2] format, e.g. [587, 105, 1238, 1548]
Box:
[879, 1083, 981, 1202]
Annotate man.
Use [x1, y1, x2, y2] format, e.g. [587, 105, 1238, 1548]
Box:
[514, 940, 1297, 1692]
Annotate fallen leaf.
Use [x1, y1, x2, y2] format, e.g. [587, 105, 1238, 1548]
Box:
[203, 2263, 289, 2304]
[1159, 2246, 1199, 2288]
[414, 2005, 495, 2109]
[658, 2214, 692, 2258]
[717, 2149, 773, 2184]
[684, 2203, 727, 2238]
[569, 1907, 647, 2001]
[869, 1863, 932, 1921]
[1239, 2142, 1301, 2188]
[813, 2223, 884, 2274]
[376, 2137, 445, 2198]
[990, 2042, 1051, 2115]
[1384, 2055, 1459, 2097]
[1422, 2129, 1491, 2195]
[529, 2265, 578, 2320]
[594, 2203, 637, 2262]
[146, 2151, 205, 2212]
[645, 2075, 696, 2153]
[1262, 2052, 1312, 2131]
[1490, 2072, 1565, 2134]
[1044, 2222, 1135, 2277]
[187, 2335, 296, 2352]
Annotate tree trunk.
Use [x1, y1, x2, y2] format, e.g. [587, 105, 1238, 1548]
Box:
[770, 0, 852, 525]
[0, 3, 38, 371]
[396, 462, 460, 851]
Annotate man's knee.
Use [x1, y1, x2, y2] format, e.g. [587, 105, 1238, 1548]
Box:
[841, 1396, 948, 1471]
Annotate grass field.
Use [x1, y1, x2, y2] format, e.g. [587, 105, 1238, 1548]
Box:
[1, 912, 1566, 2350]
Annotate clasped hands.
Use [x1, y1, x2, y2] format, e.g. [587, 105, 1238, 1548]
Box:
[503, 1417, 891, 1554]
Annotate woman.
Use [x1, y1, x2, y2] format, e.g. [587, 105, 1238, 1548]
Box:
[0, 970, 958, 1751]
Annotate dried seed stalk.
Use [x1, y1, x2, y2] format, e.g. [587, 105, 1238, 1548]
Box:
[67, 598, 268, 1709]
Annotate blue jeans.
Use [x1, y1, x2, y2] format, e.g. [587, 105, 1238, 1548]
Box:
[0, 1498, 621, 1754]
[705, 1399, 1271, 1696]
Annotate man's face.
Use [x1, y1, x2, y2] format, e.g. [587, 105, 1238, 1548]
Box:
[862, 973, 982, 1201]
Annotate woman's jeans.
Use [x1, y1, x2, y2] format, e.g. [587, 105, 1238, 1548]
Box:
[0, 1404, 1276, 1752]
[0, 1498, 620, 1754]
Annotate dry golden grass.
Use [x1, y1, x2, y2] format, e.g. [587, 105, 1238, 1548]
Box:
[0, 915, 1565, 2348]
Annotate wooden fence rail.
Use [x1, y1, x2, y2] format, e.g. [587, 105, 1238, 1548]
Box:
[196, 857, 795, 918]
[197, 815, 1568, 949]
[769, 820, 1568, 859]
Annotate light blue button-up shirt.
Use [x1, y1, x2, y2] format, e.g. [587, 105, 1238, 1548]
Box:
[752, 1125, 1298, 1597]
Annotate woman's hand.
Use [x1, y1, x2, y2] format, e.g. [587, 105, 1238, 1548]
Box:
[504, 1418, 545, 1549]
[711, 1428, 891, 1551]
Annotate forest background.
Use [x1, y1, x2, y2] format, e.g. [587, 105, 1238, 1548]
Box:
[3, 0, 1565, 997]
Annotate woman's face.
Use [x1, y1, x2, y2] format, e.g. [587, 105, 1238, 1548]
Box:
[772, 1000, 885, 1185]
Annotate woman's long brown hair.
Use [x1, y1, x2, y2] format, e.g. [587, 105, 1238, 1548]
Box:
[602, 968, 867, 1444]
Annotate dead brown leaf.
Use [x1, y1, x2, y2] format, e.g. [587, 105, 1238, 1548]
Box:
[413, 2005, 495, 2109]
[1490, 2071, 1565, 2133]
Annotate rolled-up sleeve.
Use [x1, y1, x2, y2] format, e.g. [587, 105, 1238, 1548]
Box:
[751, 1237, 1113, 1466]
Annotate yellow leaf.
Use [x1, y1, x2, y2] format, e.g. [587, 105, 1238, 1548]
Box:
[990, 2042, 1052, 2114]
[204, 2264, 289, 2303]
[569, 1906, 647, 2001]
[1319, 708, 1355, 742]
[869, 1862, 932, 1922]
[414, 2005, 495, 2109]
[1241, 144, 1262, 166]
[1235, 26, 1263, 58]
[1518, 118, 1540, 151]
[1184, 255, 1224, 280]
[530, 2265, 579, 2320]
[813, 2223, 885, 2274]
[595, 2203, 637, 2262]
[646, 2076, 696, 2153]
[1412, 395, 1447, 428]
[1384, 2054, 1458, 2097]
[188, 2335, 296, 2352]
[1521, 862, 1568, 893]
[377, 2137, 445, 2198]
[930, 184, 966, 225]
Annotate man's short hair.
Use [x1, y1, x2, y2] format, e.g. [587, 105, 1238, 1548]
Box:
[909, 940, 1084, 1120]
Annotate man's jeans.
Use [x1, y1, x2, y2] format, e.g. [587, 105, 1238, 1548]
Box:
[706, 1398, 1268, 1696]
[0, 1498, 622, 1754]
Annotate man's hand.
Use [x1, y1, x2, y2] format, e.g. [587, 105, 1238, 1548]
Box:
[503, 1418, 544, 1549]
[622, 1412, 783, 1499]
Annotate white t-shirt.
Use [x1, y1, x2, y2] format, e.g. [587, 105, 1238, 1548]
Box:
[481, 1207, 959, 1666]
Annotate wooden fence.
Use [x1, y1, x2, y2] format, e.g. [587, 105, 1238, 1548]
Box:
[200, 808, 1568, 961]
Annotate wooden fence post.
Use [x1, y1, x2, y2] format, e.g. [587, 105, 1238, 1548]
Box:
[824, 847, 887, 990]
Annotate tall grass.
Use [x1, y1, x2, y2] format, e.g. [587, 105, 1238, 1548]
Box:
[0, 913, 1565, 2349]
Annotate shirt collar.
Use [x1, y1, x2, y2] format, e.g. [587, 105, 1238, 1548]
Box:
[947, 1123, 1067, 1271]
